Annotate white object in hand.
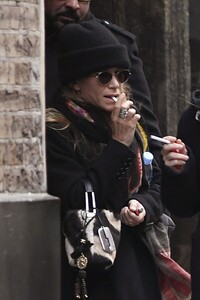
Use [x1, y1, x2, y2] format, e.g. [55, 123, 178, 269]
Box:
[150, 135, 170, 144]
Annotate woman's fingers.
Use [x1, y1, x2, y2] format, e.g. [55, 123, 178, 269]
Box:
[165, 151, 189, 161]
[163, 135, 177, 143]
[161, 137, 189, 171]
[120, 200, 146, 226]
[111, 93, 141, 146]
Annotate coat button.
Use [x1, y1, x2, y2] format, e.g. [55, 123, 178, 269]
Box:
[102, 20, 110, 25]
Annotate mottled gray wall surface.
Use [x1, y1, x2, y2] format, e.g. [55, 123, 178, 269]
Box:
[0, 195, 60, 300]
[190, 0, 200, 90]
[91, 0, 190, 135]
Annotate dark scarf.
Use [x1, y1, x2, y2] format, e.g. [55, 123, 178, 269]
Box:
[53, 95, 112, 143]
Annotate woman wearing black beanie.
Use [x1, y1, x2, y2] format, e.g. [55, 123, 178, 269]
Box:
[46, 21, 190, 300]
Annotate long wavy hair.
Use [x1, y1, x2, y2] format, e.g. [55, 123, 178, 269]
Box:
[46, 80, 142, 165]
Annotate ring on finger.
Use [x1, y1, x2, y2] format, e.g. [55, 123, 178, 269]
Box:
[118, 108, 128, 119]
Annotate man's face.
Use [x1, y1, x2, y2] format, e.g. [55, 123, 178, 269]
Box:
[45, 0, 90, 27]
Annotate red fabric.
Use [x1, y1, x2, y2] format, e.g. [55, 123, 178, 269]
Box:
[158, 252, 191, 300]
[145, 219, 191, 299]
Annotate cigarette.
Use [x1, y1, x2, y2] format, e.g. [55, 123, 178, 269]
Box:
[150, 135, 170, 144]
[134, 208, 143, 216]
[111, 96, 117, 102]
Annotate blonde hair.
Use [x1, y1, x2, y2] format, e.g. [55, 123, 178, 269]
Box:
[46, 108, 70, 130]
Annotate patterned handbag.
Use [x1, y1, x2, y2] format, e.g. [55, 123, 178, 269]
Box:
[62, 179, 121, 299]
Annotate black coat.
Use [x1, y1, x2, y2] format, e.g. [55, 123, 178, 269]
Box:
[46, 99, 163, 300]
[45, 11, 162, 163]
[161, 99, 200, 300]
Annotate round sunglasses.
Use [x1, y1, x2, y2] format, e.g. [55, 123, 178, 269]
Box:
[90, 70, 131, 85]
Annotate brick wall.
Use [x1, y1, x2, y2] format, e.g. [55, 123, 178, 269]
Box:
[0, 3, 60, 299]
[0, 0, 46, 193]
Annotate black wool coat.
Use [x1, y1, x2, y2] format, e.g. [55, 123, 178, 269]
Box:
[161, 103, 200, 300]
[46, 99, 163, 300]
[45, 11, 162, 163]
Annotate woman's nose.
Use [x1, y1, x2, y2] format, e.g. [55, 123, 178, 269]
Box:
[108, 75, 120, 88]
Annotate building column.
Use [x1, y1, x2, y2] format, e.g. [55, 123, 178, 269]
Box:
[0, 1, 60, 299]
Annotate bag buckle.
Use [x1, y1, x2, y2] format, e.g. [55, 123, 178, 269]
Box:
[98, 226, 116, 252]
[85, 190, 96, 219]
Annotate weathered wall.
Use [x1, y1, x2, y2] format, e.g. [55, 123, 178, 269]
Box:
[0, 0, 45, 192]
[0, 1, 60, 299]
[190, 0, 200, 90]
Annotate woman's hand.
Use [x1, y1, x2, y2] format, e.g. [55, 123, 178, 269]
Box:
[120, 199, 146, 227]
[111, 93, 141, 147]
[161, 136, 189, 172]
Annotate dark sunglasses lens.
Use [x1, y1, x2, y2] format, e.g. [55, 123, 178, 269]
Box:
[98, 72, 112, 85]
[117, 70, 130, 83]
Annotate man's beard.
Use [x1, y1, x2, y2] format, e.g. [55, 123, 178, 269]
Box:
[52, 8, 81, 27]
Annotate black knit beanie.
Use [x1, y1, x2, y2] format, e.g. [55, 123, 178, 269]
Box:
[58, 21, 130, 85]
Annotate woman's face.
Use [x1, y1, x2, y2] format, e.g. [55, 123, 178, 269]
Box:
[73, 68, 126, 112]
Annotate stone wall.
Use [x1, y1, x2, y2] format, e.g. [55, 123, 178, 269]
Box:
[190, 0, 200, 90]
[0, 1, 60, 299]
[0, 0, 46, 192]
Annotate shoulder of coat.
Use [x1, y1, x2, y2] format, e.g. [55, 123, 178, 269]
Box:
[100, 19, 136, 41]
